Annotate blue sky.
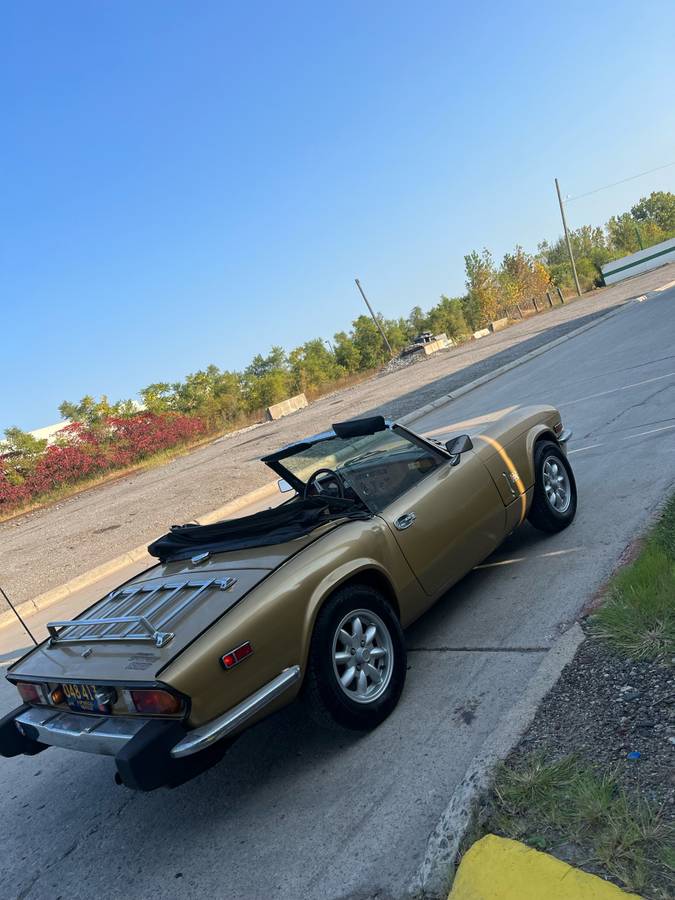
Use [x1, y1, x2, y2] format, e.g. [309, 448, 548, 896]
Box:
[2, 1, 674, 432]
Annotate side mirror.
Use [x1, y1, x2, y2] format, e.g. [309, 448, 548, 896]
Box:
[277, 478, 294, 494]
[445, 434, 473, 465]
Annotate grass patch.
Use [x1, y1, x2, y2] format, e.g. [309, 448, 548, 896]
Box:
[482, 753, 674, 898]
[590, 494, 675, 661]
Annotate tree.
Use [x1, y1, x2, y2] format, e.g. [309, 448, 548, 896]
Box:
[1, 427, 48, 482]
[58, 395, 135, 426]
[289, 339, 344, 393]
[407, 305, 428, 338]
[333, 331, 361, 373]
[631, 191, 675, 235]
[243, 348, 290, 411]
[464, 249, 501, 328]
[500, 246, 551, 306]
[349, 315, 392, 370]
[426, 295, 469, 339]
[139, 383, 175, 414]
[539, 226, 609, 292]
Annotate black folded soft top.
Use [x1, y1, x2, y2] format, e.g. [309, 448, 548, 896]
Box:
[147, 497, 370, 563]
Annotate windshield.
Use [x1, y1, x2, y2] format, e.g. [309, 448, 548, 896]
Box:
[270, 427, 444, 512]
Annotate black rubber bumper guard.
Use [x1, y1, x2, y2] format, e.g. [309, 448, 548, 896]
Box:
[0, 704, 231, 791]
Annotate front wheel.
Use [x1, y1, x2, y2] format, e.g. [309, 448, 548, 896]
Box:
[528, 440, 577, 533]
[303, 583, 406, 731]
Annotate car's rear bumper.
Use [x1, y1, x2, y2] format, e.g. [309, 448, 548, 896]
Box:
[13, 706, 150, 755]
[1, 665, 301, 790]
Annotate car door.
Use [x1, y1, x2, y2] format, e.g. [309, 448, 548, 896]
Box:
[379, 447, 506, 597]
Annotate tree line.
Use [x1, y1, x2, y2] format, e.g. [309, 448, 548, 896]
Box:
[12, 191, 675, 438]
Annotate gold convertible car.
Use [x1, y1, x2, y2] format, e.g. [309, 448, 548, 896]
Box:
[1, 408, 575, 790]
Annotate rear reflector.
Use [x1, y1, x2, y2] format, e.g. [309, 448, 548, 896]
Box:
[129, 689, 182, 716]
[16, 682, 42, 704]
[221, 641, 253, 670]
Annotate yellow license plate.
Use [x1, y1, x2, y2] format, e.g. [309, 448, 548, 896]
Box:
[62, 683, 102, 713]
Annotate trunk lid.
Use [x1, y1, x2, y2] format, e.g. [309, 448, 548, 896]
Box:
[7, 534, 324, 684]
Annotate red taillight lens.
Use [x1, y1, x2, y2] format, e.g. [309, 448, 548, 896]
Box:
[221, 641, 253, 669]
[129, 689, 182, 715]
[16, 682, 42, 704]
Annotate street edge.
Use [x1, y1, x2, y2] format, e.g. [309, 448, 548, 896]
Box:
[408, 622, 586, 899]
[0, 298, 636, 633]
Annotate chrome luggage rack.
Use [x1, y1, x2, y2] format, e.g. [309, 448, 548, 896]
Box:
[46, 577, 236, 649]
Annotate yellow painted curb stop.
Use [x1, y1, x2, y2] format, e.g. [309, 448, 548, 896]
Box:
[449, 835, 641, 899]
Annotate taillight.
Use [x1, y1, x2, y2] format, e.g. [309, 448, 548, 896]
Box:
[16, 682, 43, 704]
[221, 641, 253, 670]
[129, 689, 182, 715]
[554, 422, 564, 436]
[50, 686, 65, 705]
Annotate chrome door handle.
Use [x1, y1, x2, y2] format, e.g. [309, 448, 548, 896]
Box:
[394, 512, 416, 531]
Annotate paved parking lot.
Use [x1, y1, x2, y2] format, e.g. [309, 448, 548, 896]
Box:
[1, 285, 674, 899]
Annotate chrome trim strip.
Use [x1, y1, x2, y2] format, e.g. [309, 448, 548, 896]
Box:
[14, 707, 149, 756]
[170, 665, 302, 759]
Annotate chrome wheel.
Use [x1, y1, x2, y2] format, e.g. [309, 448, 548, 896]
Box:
[542, 456, 571, 513]
[332, 609, 394, 704]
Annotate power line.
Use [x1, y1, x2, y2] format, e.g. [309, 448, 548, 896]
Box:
[565, 161, 675, 203]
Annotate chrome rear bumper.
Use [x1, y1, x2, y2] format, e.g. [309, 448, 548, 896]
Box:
[171, 665, 301, 758]
[11, 665, 302, 761]
[15, 707, 149, 756]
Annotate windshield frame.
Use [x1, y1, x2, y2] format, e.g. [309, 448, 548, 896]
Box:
[261, 421, 451, 503]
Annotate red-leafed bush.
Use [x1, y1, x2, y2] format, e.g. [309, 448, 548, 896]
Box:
[0, 413, 206, 514]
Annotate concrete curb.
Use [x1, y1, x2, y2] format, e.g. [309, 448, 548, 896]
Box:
[0, 480, 280, 632]
[0, 295, 637, 633]
[408, 623, 586, 898]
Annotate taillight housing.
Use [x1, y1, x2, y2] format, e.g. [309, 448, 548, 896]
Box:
[16, 682, 44, 704]
[129, 689, 183, 716]
[554, 421, 564, 436]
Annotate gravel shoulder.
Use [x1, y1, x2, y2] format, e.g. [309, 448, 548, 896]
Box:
[2, 265, 673, 609]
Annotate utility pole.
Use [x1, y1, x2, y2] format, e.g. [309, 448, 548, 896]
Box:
[554, 178, 582, 298]
[354, 278, 393, 356]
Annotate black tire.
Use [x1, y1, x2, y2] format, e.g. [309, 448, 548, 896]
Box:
[303, 583, 406, 731]
[528, 440, 577, 533]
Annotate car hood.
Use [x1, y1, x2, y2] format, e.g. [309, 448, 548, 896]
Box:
[7, 527, 336, 684]
[421, 403, 558, 454]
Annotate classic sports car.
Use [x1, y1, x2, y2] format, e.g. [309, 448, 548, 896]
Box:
[1, 406, 575, 791]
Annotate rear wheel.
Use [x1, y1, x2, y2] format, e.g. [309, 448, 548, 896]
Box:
[304, 583, 406, 730]
[528, 440, 577, 533]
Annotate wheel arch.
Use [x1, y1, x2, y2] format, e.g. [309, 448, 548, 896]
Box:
[524, 425, 560, 485]
[300, 561, 401, 672]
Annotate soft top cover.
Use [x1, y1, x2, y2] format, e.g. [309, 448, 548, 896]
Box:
[148, 497, 369, 563]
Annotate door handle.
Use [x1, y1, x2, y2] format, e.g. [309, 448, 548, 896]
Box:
[394, 512, 416, 531]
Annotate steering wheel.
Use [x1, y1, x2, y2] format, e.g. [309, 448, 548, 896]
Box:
[303, 467, 345, 500]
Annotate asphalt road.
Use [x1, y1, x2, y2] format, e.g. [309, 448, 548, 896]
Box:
[1, 286, 674, 900]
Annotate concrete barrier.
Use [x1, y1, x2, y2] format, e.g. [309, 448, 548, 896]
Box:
[472, 328, 490, 340]
[489, 317, 509, 333]
[422, 334, 453, 355]
[266, 392, 308, 421]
